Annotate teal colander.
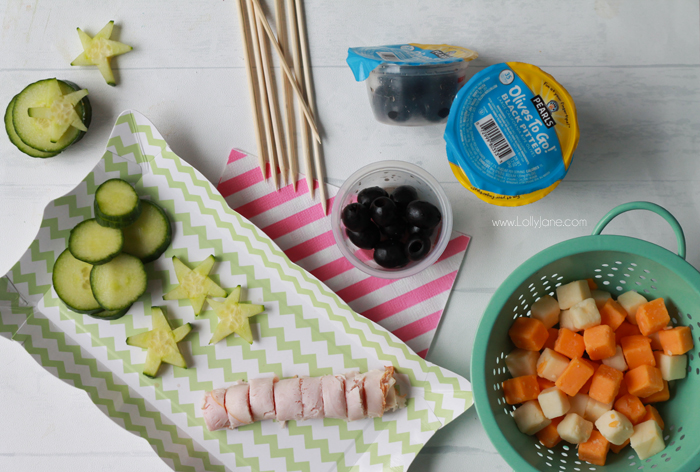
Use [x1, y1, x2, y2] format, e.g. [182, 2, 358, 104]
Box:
[472, 202, 700, 472]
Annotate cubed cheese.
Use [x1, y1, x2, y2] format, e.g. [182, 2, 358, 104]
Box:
[557, 281, 592, 310]
[591, 290, 612, 309]
[505, 349, 540, 377]
[653, 351, 687, 381]
[630, 420, 665, 460]
[618, 291, 647, 325]
[538, 387, 571, 419]
[531, 295, 561, 329]
[537, 348, 571, 382]
[595, 410, 634, 445]
[557, 413, 594, 444]
[570, 298, 602, 330]
[584, 396, 613, 423]
[513, 400, 551, 435]
[602, 345, 629, 372]
[569, 393, 589, 416]
[559, 310, 580, 332]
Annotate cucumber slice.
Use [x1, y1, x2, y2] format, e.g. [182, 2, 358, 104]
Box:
[162, 255, 227, 315]
[71, 21, 133, 86]
[89, 305, 131, 321]
[208, 286, 264, 344]
[126, 306, 191, 378]
[94, 179, 142, 228]
[12, 78, 91, 152]
[122, 200, 172, 263]
[90, 253, 147, 310]
[5, 96, 58, 158]
[68, 218, 123, 265]
[52, 249, 102, 314]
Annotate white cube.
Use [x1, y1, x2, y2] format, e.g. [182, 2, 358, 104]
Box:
[584, 396, 613, 423]
[505, 349, 539, 377]
[592, 290, 612, 308]
[538, 387, 571, 419]
[531, 295, 561, 329]
[537, 348, 570, 382]
[513, 400, 551, 435]
[570, 298, 602, 330]
[595, 410, 634, 445]
[559, 310, 580, 332]
[654, 351, 687, 381]
[556, 280, 592, 310]
[557, 413, 593, 444]
[568, 393, 589, 417]
[602, 345, 629, 372]
[630, 420, 665, 460]
[618, 291, 647, 325]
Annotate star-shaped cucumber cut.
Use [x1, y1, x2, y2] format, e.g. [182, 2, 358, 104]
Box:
[27, 79, 88, 143]
[208, 286, 264, 344]
[71, 20, 133, 86]
[163, 255, 226, 315]
[125, 306, 192, 378]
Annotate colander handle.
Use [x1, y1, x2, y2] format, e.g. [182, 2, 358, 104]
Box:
[592, 201, 686, 259]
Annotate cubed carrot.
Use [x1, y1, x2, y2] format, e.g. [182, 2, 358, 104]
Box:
[614, 394, 646, 424]
[554, 328, 585, 359]
[642, 380, 669, 404]
[537, 377, 556, 390]
[509, 317, 549, 351]
[616, 377, 629, 400]
[536, 416, 564, 448]
[641, 405, 665, 429]
[584, 325, 617, 360]
[610, 438, 630, 454]
[625, 365, 664, 398]
[658, 326, 694, 355]
[578, 429, 610, 466]
[502, 375, 541, 405]
[589, 364, 624, 404]
[621, 335, 656, 370]
[615, 321, 641, 345]
[555, 358, 596, 396]
[587, 278, 598, 290]
[599, 299, 628, 332]
[636, 298, 671, 336]
[544, 327, 559, 350]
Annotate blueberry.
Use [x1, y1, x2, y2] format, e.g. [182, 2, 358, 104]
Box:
[405, 234, 432, 261]
[406, 200, 442, 230]
[341, 203, 371, 231]
[346, 225, 380, 250]
[379, 218, 407, 240]
[390, 185, 418, 213]
[373, 240, 409, 268]
[357, 186, 388, 208]
[408, 225, 434, 238]
[370, 196, 399, 227]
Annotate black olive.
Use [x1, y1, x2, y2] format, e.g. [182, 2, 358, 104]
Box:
[370, 196, 399, 227]
[420, 75, 461, 123]
[357, 186, 388, 208]
[341, 203, 371, 232]
[390, 185, 418, 213]
[408, 225, 434, 238]
[379, 218, 407, 240]
[405, 200, 442, 230]
[346, 226, 380, 250]
[373, 240, 409, 268]
[405, 234, 432, 261]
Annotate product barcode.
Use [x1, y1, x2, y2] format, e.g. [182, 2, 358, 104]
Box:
[377, 51, 399, 61]
[475, 114, 515, 164]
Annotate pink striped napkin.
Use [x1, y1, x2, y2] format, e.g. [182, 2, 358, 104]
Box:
[217, 150, 470, 358]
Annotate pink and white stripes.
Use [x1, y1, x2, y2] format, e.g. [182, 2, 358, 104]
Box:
[217, 150, 470, 358]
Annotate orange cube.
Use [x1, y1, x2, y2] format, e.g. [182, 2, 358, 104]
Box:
[614, 394, 646, 424]
[648, 332, 663, 350]
[615, 321, 641, 345]
[502, 375, 540, 405]
[610, 438, 630, 454]
[636, 298, 670, 336]
[536, 416, 564, 448]
[621, 335, 656, 370]
[578, 430, 610, 466]
[616, 378, 629, 400]
[589, 364, 624, 404]
[642, 380, 670, 404]
[587, 278, 598, 290]
[554, 328, 585, 359]
[544, 328, 559, 350]
[555, 358, 596, 396]
[584, 325, 617, 360]
[625, 365, 664, 398]
[658, 326, 694, 355]
[509, 317, 549, 351]
[579, 374, 594, 395]
[537, 377, 556, 390]
[599, 299, 628, 332]
[641, 405, 665, 429]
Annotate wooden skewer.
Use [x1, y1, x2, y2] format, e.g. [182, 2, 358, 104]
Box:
[235, 0, 266, 181]
[249, 0, 321, 144]
[276, 0, 297, 191]
[245, 0, 277, 189]
[294, 0, 328, 214]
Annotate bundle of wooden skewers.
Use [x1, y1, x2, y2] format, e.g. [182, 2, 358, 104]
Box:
[235, 0, 328, 214]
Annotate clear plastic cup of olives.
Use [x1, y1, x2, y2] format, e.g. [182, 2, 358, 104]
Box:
[331, 161, 453, 279]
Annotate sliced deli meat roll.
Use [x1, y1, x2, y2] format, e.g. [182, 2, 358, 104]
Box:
[274, 378, 303, 422]
[345, 371, 367, 421]
[321, 374, 348, 419]
[300, 376, 324, 420]
[249, 376, 277, 421]
[365, 366, 395, 417]
[202, 388, 229, 431]
[224, 382, 253, 429]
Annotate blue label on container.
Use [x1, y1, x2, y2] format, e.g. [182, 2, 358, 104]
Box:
[445, 63, 566, 196]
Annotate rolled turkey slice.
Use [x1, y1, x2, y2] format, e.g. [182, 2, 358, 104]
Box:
[364, 366, 394, 418]
[321, 374, 347, 419]
[201, 388, 230, 431]
[345, 371, 366, 421]
[225, 382, 253, 429]
[249, 376, 277, 421]
[300, 376, 324, 420]
[274, 378, 303, 422]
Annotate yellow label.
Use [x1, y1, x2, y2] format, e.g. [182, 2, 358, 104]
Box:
[409, 43, 478, 62]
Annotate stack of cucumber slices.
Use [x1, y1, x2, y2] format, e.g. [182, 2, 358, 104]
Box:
[5, 78, 92, 158]
[53, 178, 172, 320]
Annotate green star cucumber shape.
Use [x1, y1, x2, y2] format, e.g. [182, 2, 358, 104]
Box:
[71, 20, 133, 86]
[208, 286, 264, 345]
[27, 79, 88, 143]
[163, 255, 226, 315]
[125, 306, 192, 378]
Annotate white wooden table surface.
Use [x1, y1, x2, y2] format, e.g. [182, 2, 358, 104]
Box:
[1, 1, 699, 471]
